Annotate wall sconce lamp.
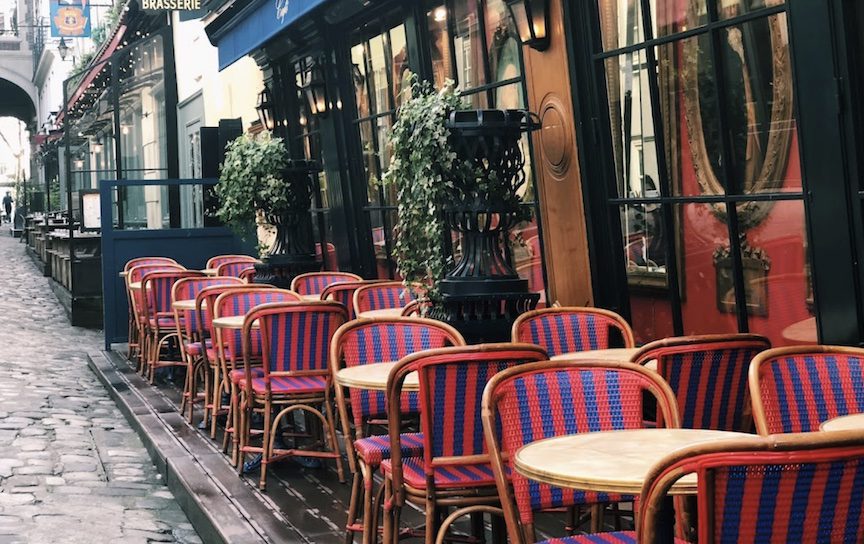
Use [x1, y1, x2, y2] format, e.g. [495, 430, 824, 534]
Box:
[256, 85, 276, 131]
[304, 62, 329, 117]
[506, 0, 550, 51]
[57, 37, 69, 61]
[73, 158, 84, 169]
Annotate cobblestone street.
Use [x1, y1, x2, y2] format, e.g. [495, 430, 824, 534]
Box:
[0, 229, 201, 543]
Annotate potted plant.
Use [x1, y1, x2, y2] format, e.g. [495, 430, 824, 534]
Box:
[216, 132, 321, 287]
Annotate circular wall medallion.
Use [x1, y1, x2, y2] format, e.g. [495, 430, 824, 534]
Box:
[539, 98, 572, 179]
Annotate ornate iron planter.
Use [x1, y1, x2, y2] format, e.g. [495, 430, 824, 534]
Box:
[253, 159, 322, 288]
[431, 109, 540, 343]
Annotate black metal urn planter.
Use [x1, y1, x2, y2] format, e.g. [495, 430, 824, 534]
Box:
[253, 159, 322, 288]
[430, 109, 540, 343]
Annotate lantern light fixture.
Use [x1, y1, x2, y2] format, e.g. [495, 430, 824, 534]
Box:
[506, 0, 550, 51]
[304, 62, 329, 117]
[57, 37, 69, 61]
[256, 85, 276, 131]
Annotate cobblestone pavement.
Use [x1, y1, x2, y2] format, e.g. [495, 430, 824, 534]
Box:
[0, 230, 201, 544]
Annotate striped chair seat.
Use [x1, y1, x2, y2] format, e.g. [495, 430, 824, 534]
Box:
[381, 457, 497, 489]
[206, 346, 231, 362]
[149, 316, 182, 329]
[184, 339, 213, 357]
[228, 368, 264, 384]
[353, 433, 423, 467]
[246, 375, 328, 394]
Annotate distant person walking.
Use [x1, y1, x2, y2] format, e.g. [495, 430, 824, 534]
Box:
[2, 192, 12, 224]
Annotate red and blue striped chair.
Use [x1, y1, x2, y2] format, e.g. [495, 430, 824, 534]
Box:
[381, 343, 548, 544]
[479, 360, 680, 543]
[211, 287, 301, 449]
[291, 271, 362, 296]
[512, 307, 636, 359]
[140, 269, 205, 383]
[321, 279, 384, 319]
[237, 301, 349, 490]
[632, 334, 771, 432]
[216, 259, 257, 279]
[126, 262, 185, 366]
[172, 276, 245, 423]
[638, 431, 864, 543]
[206, 254, 256, 269]
[330, 318, 466, 543]
[354, 281, 420, 315]
[750, 345, 864, 435]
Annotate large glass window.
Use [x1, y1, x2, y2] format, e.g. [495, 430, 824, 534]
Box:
[595, 0, 809, 345]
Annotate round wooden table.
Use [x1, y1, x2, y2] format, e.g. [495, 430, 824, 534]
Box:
[119, 271, 128, 278]
[820, 413, 864, 432]
[202, 268, 219, 276]
[781, 317, 817, 344]
[336, 362, 419, 392]
[514, 428, 755, 496]
[550, 347, 640, 362]
[173, 299, 197, 311]
[129, 281, 142, 290]
[357, 308, 404, 319]
[301, 294, 322, 301]
[212, 315, 259, 329]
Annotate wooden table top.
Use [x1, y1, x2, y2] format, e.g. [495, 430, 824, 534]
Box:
[336, 362, 418, 392]
[357, 308, 404, 319]
[202, 268, 219, 276]
[301, 294, 321, 301]
[550, 347, 641, 362]
[173, 299, 196, 311]
[212, 315, 259, 329]
[129, 282, 142, 290]
[781, 317, 818, 344]
[820, 413, 864, 432]
[119, 271, 128, 278]
[514, 429, 755, 495]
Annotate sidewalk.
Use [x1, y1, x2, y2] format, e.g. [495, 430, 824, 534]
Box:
[0, 227, 201, 543]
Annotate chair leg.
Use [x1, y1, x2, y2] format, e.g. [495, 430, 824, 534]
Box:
[470, 511, 485, 543]
[202, 364, 213, 426]
[323, 396, 345, 483]
[590, 504, 604, 533]
[259, 398, 272, 490]
[210, 364, 222, 439]
[344, 470, 361, 544]
[425, 499, 437, 544]
[223, 381, 237, 457]
[382, 478, 397, 544]
[359, 462, 376, 544]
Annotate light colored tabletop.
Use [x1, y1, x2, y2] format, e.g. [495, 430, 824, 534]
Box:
[337, 361, 418, 392]
[358, 308, 404, 319]
[781, 317, 817, 344]
[173, 299, 196, 311]
[119, 271, 128, 278]
[301, 294, 321, 301]
[514, 428, 755, 495]
[820, 413, 864, 432]
[550, 347, 641, 362]
[202, 268, 219, 276]
[129, 282, 142, 290]
[212, 315, 259, 329]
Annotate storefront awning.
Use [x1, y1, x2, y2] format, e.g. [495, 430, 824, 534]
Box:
[210, 0, 327, 70]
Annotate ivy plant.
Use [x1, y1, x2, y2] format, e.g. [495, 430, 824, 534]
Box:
[215, 132, 290, 250]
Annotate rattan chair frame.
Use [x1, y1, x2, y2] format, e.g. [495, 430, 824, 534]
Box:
[511, 306, 636, 352]
[353, 281, 424, 315]
[290, 271, 363, 295]
[206, 254, 257, 269]
[481, 359, 680, 544]
[320, 279, 386, 319]
[125, 263, 185, 368]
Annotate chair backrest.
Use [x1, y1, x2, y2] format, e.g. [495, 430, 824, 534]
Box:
[124, 256, 177, 271]
[141, 270, 205, 321]
[401, 299, 433, 317]
[239, 267, 257, 283]
[632, 334, 771, 432]
[196, 284, 267, 353]
[206, 254, 256, 269]
[354, 281, 418, 314]
[482, 360, 680, 538]
[330, 318, 466, 431]
[127, 263, 185, 285]
[216, 259, 256, 279]
[750, 345, 864, 435]
[212, 288, 301, 361]
[172, 277, 244, 338]
[387, 344, 547, 494]
[511, 307, 635, 358]
[244, 302, 348, 383]
[321, 279, 383, 319]
[638, 431, 864, 544]
[290, 272, 362, 295]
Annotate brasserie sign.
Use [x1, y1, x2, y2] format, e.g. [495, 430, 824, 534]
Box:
[140, 0, 201, 11]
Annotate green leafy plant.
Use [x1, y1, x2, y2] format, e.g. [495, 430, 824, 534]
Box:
[215, 132, 290, 250]
[382, 78, 466, 301]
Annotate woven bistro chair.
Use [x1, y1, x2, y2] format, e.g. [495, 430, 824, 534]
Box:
[239, 267, 257, 283]
[123, 258, 179, 361]
[291, 271, 362, 296]
[476, 360, 680, 544]
[172, 276, 245, 423]
[631, 334, 771, 432]
[750, 345, 864, 435]
[126, 262, 185, 366]
[381, 343, 548, 544]
[512, 307, 635, 359]
[237, 301, 348, 490]
[206, 254, 257, 269]
[638, 431, 864, 543]
[211, 288, 302, 457]
[140, 270, 206, 383]
[354, 281, 420, 315]
[216, 259, 257, 279]
[330, 318, 466, 544]
[321, 280, 385, 320]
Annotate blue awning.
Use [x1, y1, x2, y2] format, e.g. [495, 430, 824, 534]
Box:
[213, 0, 327, 70]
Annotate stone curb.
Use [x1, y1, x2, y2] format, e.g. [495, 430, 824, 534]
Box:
[86, 350, 303, 544]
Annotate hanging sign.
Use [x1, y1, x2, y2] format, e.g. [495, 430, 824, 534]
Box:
[140, 0, 202, 11]
[50, 0, 91, 37]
